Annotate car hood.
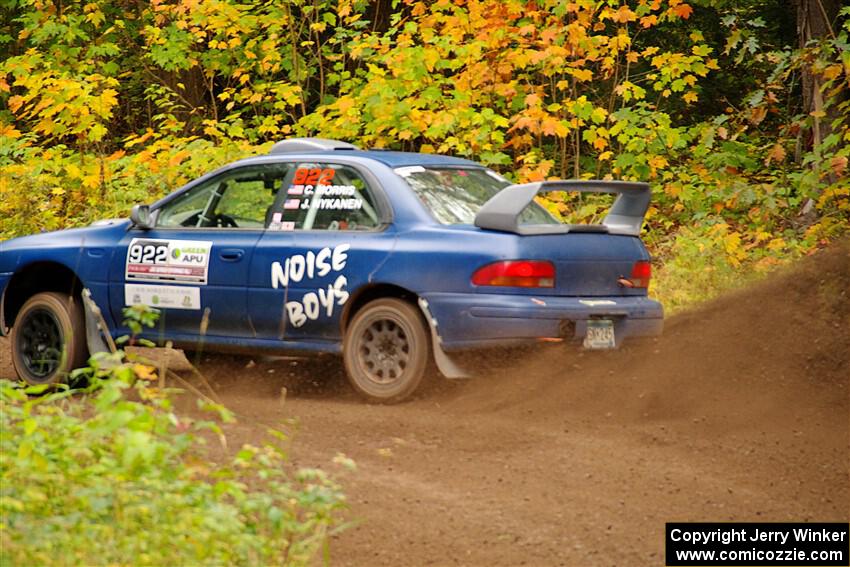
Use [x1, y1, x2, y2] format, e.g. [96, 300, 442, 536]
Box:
[0, 219, 131, 272]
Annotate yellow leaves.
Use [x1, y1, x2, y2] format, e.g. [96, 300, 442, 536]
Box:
[749, 106, 767, 125]
[518, 24, 536, 36]
[616, 81, 646, 102]
[753, 230, 772, 244]
[168, 150, 191, 167]
[607, 33, 632, 53]
[423, 48, 441, 72]
[133, 364, 158, 381]
[830, 155, 848, 177]
[35, 117, 57, 135]
[64, 163, 82, 179]
[691, 44, 711, 57]
[539, 28, 559, 44]
[541, 118, 569, 138]
[764, 143, 786, 166]
[822, 64, 844, 81]
[766, 237, 786, 251]
[590, 107, 608, 124]
[640, 15, 657, 28]
[98, 89, 119, 115]
[524, 93, 542, 108]
[8, 95, 24, 114]
[366, 63, 386, 78]
[670, 3, 693, 19]
[568, 68, 593, 82]
[0, 122, 21, 139]
[649, 156, 668, 170]
[592, 135, 608, 151]
[609, 5, 637, 23]
[721, 230, 744, 266]
[83, 3, 105, 26]
[124, 129, 156, 149]
[664, 183, 682, 198]
[335, 95, 356, 114]
[683, 91, 698, 103]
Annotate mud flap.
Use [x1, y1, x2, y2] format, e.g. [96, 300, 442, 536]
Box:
[417, 298, 469, 379]
[81, 288, 116, 355]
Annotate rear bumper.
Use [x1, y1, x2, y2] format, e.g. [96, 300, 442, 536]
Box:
[421, 292, 663, 351]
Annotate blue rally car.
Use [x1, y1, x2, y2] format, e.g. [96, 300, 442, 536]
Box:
[0, 138, 662, 402]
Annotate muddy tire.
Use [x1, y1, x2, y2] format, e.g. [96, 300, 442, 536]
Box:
[11, 292, 88, 385]
[343, 298, 430, 403]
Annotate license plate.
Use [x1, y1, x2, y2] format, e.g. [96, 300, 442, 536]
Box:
[583, 319, 615, 349]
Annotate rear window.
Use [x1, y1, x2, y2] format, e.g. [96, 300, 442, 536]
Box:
[396, 166, 558, 226]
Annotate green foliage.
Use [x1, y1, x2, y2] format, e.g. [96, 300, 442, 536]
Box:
[118, 304, 161, 346]
[0, 316, 349, 566]
[0, 377, 348, 566]
[1, 0, 848, 307]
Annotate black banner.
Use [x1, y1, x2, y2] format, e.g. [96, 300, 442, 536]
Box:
[666, 523, 849, 566]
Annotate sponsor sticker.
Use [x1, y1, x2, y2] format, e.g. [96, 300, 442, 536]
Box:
[125, 238, 212, 285]
[268, 213, 295, 232]
[125, 284, 200, 310]
[293, 167, 335, 186]
[299, 197, 362, 210]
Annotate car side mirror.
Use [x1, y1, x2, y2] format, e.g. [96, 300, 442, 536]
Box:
[130, 204, 153, 230]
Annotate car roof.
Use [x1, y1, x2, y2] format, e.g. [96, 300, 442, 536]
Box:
[263, 137, 483, 168]
[327, 150, 481, 168]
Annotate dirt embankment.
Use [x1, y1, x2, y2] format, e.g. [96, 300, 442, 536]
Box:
[1, 243, 848, 566]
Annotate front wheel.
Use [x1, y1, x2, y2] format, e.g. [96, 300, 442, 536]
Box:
[343, 298, 430, 403]
[11, 292, 88, 385]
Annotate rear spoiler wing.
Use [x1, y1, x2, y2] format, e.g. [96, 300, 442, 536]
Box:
[474, 180, 651, 236]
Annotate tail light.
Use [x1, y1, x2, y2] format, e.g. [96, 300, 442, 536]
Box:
[618, 260, 651, 288]
[472, 260, 555, 288]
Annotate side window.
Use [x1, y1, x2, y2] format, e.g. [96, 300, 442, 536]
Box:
[157, 164, 291, 229]
[276, 164, 381, 231]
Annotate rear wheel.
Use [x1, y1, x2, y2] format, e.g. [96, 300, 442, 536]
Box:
[11, 292, 88, 385]
[343, 298, 430, 403]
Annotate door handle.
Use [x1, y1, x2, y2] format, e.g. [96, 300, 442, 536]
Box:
[219, 248, 244, 261]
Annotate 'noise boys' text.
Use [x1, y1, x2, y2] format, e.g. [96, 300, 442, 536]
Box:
[271, 244, 351, 328]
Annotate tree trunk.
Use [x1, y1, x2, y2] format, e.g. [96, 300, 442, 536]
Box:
[794, 0, 841, 149]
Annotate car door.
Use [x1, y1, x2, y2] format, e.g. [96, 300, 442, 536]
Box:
[248, 161, 396, 344]
[109, 162, 292, 339]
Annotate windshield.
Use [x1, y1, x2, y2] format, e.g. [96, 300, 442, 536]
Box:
[396, 166, 559, 225]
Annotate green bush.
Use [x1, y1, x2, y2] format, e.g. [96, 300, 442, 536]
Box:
[0, 367, 349, 566]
